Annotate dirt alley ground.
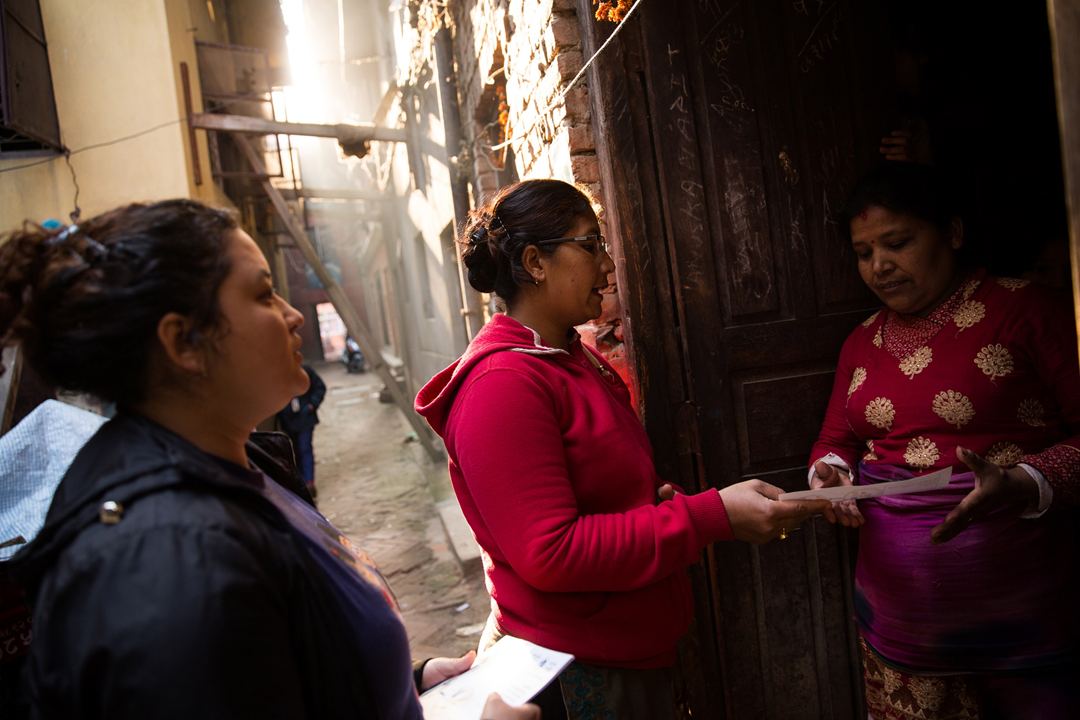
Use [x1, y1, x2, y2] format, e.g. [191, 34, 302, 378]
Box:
[307, 360, 492, 662]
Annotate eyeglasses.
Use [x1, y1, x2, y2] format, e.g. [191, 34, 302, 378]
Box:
[534, 234, 610, 256]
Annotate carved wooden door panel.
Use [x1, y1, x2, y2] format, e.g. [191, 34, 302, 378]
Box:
[582, 0, 893, 717]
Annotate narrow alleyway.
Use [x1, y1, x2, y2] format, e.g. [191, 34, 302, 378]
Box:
[308, 361, 491, 662]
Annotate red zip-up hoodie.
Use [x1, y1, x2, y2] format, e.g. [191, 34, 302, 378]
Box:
[416, 314, 733, 668]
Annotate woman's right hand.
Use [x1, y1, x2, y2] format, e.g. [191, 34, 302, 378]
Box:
[719, 480, 832, 543]
[811, 461, 865, 527]
[481, 693, 541, 719]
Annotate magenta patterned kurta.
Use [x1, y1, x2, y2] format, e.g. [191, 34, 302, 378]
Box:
[814, 270, 1080, 499]
[811, 270, 1080, 674]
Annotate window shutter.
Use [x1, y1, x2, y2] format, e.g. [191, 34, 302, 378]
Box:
[0, 0, 61, 150]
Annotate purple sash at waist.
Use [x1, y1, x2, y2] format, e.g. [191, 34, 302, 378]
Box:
[855, 462, 1079, 673]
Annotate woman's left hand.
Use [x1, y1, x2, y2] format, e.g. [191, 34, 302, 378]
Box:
[879, 129, 915, 162]
[420, 651, 476, 692]
[930, 446, 1040, 546]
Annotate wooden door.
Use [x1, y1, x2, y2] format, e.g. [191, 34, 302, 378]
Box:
[1049, 0, 1080, 338]
[580, 0, 893, 717]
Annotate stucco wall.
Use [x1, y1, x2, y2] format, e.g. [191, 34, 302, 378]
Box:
[0, 0, 200, 229]
[162, 0, 237, 208]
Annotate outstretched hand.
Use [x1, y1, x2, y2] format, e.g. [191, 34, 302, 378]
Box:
[720, 480, 832, 544]
[811, 461, 865, 528]
[930, 446, 1040, 545]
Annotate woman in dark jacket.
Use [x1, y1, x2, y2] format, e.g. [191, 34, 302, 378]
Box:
[1, 201, 536, 720]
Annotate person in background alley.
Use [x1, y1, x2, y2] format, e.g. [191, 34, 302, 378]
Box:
[278, 363, 326, 498]
[0, 200, 538, 720]
[416, 179, 831, 720]
[810, 163, 1080, 718]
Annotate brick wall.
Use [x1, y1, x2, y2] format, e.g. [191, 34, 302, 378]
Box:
[449, 0, 627, 383]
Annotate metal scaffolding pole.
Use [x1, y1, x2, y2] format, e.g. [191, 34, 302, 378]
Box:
[231, 133, 444, 464]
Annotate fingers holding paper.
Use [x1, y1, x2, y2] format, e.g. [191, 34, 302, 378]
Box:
[720, 480, 832, 544]
[811, 460, 850, 489]
[420, 651, 477, 692]
[481, 693, 541, 720]
[811, 461, 865, 528]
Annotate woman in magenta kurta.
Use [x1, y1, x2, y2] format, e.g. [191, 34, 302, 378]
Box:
[418, 180, 830, 720]
[810, 164, 1079, 719]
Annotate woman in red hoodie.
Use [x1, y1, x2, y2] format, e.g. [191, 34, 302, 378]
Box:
[416, 180, 829, 720]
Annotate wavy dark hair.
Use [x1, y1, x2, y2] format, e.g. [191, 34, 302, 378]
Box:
[841, 163, 964, 238]
[0, 199, 238, 406]
[460, 180, 600, 305]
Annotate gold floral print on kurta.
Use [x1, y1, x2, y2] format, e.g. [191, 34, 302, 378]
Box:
[986, 441, 1023, 467]
[997, 277, 1030, 290]
[862, 309, 882, 328]
[1018, 398, 1047, 427]
[866, 397, 896, 430]
[873, 326, 883, 348]
[848, 367, 867, 398]
[933, 390, 974, 429]
[905, 437, 940, 469]
[952, 300, 986, 331]
[974, 343, 1014, 381]
[864, 439, 879, 461]
[899, 346, 932, 379]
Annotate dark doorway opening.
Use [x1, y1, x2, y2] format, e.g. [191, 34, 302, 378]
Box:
[882, 1, 1068, 288]
[581, 0, 1076, 716]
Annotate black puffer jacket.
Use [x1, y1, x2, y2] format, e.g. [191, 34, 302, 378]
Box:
[8, 412, 381, 720]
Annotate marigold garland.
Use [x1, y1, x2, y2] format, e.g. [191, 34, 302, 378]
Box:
[496, 85, 509, 146]
[595, 0, 633, 23]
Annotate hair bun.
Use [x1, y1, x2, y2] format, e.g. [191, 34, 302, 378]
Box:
[459, 213, 498, 293]
[458, 180, 596, 303]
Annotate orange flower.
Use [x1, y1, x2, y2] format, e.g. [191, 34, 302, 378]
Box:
[594, 0, 632, 23]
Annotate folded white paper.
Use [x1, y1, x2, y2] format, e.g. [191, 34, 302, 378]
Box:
[778, 466, 952, 502]
[419, 636, 574, 720]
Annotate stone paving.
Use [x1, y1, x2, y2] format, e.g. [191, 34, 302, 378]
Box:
[307, 361, 491, 662]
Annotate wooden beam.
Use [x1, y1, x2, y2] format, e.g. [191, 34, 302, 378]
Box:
[180, 62, 202, 186]
[1049, 0, 1080, 354]
[434, 26, 484, 346]
[304, 206, 383, 221]
[230, 133, 445, 463]
[191, 113, 408, 143]
[371, 80, 400, 128]
[279, 188, 386, 202]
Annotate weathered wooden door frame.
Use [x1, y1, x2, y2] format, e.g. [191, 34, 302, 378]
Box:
[1049, 1, 1080, 346]
[576, 1, 895, 717]
[574, 7, 727, 715]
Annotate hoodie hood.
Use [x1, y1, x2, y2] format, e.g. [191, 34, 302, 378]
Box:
[416, 313, 576, 437]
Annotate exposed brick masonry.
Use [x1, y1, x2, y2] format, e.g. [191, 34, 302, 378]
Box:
[449, 0, 626, 381]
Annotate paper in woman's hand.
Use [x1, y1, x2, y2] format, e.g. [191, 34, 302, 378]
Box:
[778, 467, 952, 502]
[419, 636, 574, 720]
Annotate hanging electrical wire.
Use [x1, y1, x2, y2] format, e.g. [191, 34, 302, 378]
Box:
[0, 87, 275, 176]
[483, 0, 647, 154]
